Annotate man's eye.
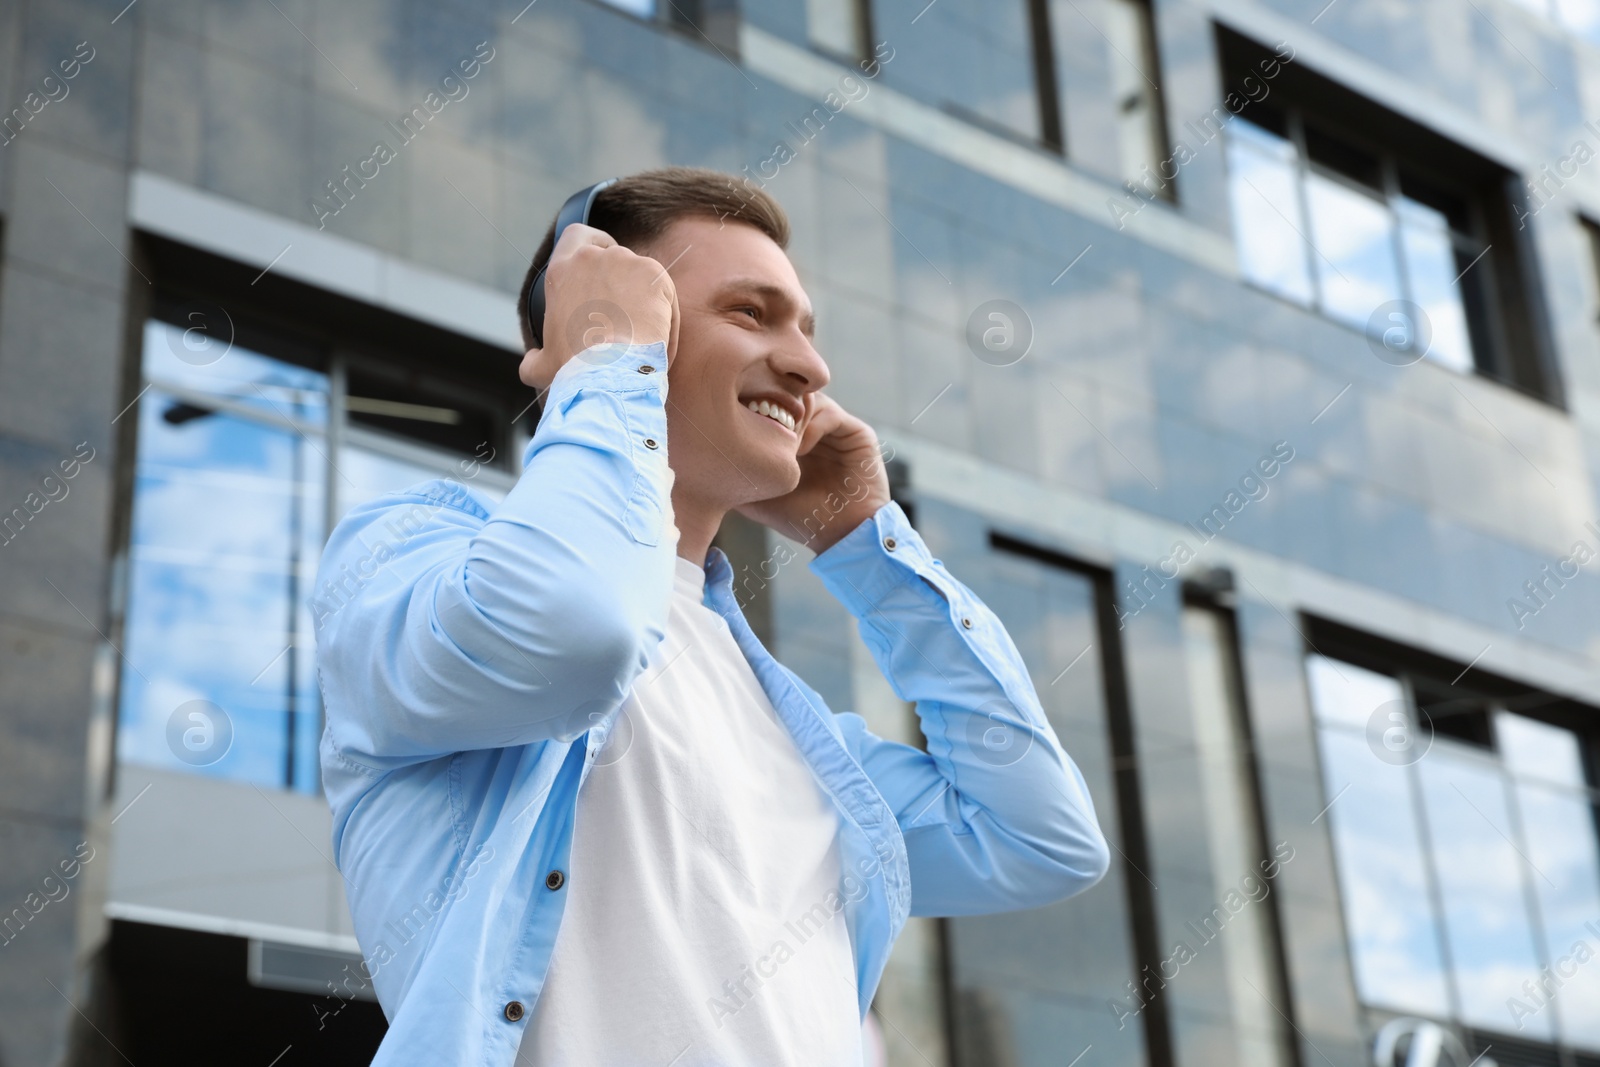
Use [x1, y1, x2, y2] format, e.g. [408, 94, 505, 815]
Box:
[736, 306, 759, 319]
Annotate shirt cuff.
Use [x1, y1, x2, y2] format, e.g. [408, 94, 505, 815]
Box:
[523, 341, 668, 469]
[807, 499, 951, 616]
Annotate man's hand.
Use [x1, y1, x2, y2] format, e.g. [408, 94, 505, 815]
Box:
[734, 393, 891, 554]
[519, 224, 681, 390]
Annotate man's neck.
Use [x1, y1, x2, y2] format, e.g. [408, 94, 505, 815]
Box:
[669, 480, 726, 571]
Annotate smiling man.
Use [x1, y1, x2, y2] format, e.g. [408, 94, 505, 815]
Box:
[314, 166, 1110, 1066]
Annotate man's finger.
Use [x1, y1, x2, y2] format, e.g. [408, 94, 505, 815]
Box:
[554, 222, 617, 258]
[667, 286, 681, 365]
[797, 393, 842, 457]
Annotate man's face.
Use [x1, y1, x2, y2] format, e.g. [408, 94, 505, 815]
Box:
[641, 215, 830, 511]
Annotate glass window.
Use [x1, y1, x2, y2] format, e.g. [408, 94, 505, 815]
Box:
[1510, 0, 1600, 45]
[872, 0, 1048, 146]
[944, 550, 1148, 1066]
[1497, 712, 1587, 787]
[1555, 0, 1600, 42]
[1225, 114, 1492, 376]
[119, 321, 330, 793]
[1496, 712, 1600, 1049]
[1179, 606, 1294, 1066]
[1415, 744, 1550, 1037]
[1226, 120, 1315, 306]
[598, 0, 656, 18]
[1395, 197, 1475, 374]
[1306, 652, 1600, 1056]
[1306, 657, 1453, 1017]
[117, 317, 516, 795]
[807, 0, 867, 61]
[1103, 0, 1165, 189]
[1303, 171, 1403, 331]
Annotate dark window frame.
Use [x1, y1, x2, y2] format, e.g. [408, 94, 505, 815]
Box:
[939, 528, 1175, 1067]
[1180, 586, 1304, 1067]
[1217, 26, 1563, 407]
[111, 235, 534, 797]
[1300, 614, 1600, 1061]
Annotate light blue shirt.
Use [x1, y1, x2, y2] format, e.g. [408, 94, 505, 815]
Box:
[314, 341, 1110, 1065]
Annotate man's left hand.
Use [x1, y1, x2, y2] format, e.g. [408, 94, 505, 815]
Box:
[734, 392, 890, 554]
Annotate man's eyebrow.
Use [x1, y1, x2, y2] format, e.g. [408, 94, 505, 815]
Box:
[713, 278, 816, 338]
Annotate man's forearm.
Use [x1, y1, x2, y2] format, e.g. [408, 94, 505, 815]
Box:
[810, 500, 1111, 914]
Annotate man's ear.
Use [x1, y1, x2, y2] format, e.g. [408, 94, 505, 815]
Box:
[518, 346, 549, 389]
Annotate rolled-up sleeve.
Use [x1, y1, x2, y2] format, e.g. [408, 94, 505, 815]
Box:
[314, 342, 677, 767]
[809, 500, 1111, 915]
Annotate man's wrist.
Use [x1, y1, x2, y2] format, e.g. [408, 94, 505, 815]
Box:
[808, 499, 939, 616]
[548, 340, 669, 392]
[806, 496, 891, 555]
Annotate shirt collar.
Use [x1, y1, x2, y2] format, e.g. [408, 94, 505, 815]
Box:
[704, 544, 733, 600]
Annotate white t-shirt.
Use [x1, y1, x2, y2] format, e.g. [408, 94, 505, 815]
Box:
[519, 554, 863, 1067]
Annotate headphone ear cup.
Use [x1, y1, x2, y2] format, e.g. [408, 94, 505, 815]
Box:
[528, 177, 618, 352]
[527, 270, 548, 349]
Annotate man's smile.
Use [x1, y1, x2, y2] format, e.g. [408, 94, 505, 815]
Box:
[740, 396, 799, 434]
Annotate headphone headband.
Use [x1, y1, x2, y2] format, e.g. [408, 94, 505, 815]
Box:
[525, 177, 619, 349]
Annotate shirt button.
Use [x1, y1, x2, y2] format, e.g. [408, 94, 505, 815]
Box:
[545, 869, 566, 891]
[883, 537, 897, 551]
[504, 1001, 525, 1022]
[961, 616, 973, 629]
[638, 364, 655, 374]
[643, 438, 658, 450]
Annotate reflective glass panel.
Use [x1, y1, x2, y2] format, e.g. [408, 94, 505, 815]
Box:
[945, 550, 1146, 1067]
[1496, 713, 1600, 1049]
[1315, 727, 1453, 1017]
[144, 316, 329, 429]
[1416, 743, 1551, 1037]
[1181, 607, 1292, 1067]
[1305, 654, 1400, 731]
[1304, 172, 1402, 330]
[1496, 711, 1587, 788]
[1555, 0, 1600, 42]
[119, 321, 327, 793]
[1226, 120, 1314, 306]
[1396, 197, 1475, 373]
[872, 0, 1041, 142]
[807, 0, 864, 58]
[1105, 0, 1163, 187]
[1306, 655, 1452, 1016]
[598, 0, 656, 17]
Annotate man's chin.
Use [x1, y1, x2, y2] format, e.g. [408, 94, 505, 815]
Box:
[735, 457, 801, 507]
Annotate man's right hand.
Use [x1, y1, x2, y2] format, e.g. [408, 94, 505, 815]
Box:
[519, 224, 681, 390]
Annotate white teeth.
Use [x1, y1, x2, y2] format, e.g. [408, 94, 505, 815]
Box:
[746, 399, 794, 431]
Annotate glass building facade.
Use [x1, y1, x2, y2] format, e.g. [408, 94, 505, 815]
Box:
[2, 1, 1599, 1065]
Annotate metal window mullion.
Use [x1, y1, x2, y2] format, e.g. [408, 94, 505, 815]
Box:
[302, 355, 348, 801]
[283, 403, 306, 792]
[325, 356, 347, 546]
[1027, 0, 1065, 153]
[1382, 155, 1418, 309]
[1402, 673, 1465, 1026]
[1288, 110, 1322, 315]
[853, 0, 874, 65]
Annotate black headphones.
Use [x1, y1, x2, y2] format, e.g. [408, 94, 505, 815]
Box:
[525, 177, 619, 349]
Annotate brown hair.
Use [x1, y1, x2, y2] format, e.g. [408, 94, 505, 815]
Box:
[518, 166, 791, 350]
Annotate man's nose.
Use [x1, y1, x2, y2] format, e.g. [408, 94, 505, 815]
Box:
[776, 334, 830, 394]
